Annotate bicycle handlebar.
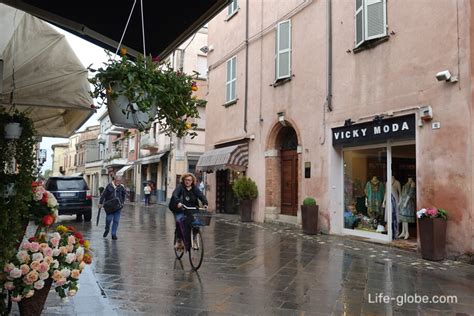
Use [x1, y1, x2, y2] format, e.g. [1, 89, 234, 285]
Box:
[180, 205, 208, 211]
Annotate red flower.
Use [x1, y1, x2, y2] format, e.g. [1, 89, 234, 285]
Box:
[152, 55, 161, 62]
[67, 226, 76, 232]
[79, 239, 85, 245]
[42, 214, 55, 226]
[74, 232, 83, 240]
[31, 181, 42, 187]
[41, 192, 48, 204]
[28, 237, 36, 242]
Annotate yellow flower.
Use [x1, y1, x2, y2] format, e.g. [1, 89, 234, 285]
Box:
[191, 95, 198, 100]
[56, 225, 67, 233]
[185, 122, 192, 130]
[83, 240, 90, 249]
[120, 47, 127, 56]
[191, 85, 198, 92]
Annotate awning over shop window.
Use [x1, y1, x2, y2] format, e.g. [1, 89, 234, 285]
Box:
[136, 153, 166, 165]
[116, 165, 133, 176]
[197, 144, 248, 172]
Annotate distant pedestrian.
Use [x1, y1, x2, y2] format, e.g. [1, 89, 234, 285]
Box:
[144, 182, 152, 207]
[99, 176, 126, 240]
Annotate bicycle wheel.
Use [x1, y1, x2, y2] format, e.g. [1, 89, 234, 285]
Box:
[189, 230, 204, 270]
[174, 234, 184, 259]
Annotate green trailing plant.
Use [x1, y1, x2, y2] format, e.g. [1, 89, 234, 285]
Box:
[232, 176, 258, 201]
[0, 109, 36, 314]
[303, 197, 317, 206]
[88, 49, 206, 137]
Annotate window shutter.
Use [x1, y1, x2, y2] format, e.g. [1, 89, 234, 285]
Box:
[276, 20, 291, 80]
[355, 0, 364, 47]
[365, 0, 386, 40]
[228, 0, 237, 16]
[225, 57, 236, 103]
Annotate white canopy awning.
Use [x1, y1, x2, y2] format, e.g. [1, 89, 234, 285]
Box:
[116, 165, 133, 176]
[1, 4, 93, 137]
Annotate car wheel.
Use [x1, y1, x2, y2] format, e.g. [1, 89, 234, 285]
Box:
[83, 209, 92, 222]
[75, 213, 83, 222]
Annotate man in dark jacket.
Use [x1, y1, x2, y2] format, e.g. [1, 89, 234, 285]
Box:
[99, 176, 126, 240]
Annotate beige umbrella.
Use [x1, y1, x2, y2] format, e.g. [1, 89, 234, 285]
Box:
[1, 4, 93, 137]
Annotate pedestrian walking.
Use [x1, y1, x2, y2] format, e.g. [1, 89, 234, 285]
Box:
[144, 182, 152, 206]
[169, 173, 208, 249]
[99, 175, 126, 240]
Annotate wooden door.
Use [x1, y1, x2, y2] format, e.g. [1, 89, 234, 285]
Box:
[281, 150, 298, 216]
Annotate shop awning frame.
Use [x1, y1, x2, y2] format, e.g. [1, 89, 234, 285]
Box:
[197, 143, 248, 172]
[116, 164, 133, 176]
[135, 153, 166, 165]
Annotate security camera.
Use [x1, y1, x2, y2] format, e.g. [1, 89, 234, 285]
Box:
[436, 70, 458, 82]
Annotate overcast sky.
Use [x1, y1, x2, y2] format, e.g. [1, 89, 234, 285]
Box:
[40, 26, 109, 172]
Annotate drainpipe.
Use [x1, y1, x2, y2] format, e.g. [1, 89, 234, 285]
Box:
[244, 0, 249, 133]
[326, 0, 332, 112]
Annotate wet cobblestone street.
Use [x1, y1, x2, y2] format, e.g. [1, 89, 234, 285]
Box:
[39, 202, 474, 315]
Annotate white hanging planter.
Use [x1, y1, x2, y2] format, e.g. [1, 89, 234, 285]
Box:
[4, 122, 23, 139]
[107, 85, 157, 130]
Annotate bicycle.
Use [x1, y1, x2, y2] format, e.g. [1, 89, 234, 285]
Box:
[173, 205, 212, 270]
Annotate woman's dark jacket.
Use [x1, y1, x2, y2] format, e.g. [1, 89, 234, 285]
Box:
[99, 183, 126, 208]
[169, 184, 208, 212]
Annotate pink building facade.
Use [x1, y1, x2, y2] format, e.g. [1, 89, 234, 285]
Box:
[202, 0, 474, 257]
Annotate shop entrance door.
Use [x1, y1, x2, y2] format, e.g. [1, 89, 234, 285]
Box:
[281, 149, 298, 216]
[216, 170, 228, 213]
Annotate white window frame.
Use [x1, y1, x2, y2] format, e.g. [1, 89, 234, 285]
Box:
[275, 20, 292, 81]
[225, 56, 237, 103]
[354, 0, 387, 48]
[227, 0, 238, 18]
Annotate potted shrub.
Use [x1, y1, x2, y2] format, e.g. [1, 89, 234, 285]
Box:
[301, 197, 319, 235]
[416, 207, 448, 261]
[232, 176, 258, 222]
[88, 49, 206, 137]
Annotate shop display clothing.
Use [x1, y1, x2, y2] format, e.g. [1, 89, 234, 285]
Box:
[399, 181, 416, 223]
[365, 177, 385, 220]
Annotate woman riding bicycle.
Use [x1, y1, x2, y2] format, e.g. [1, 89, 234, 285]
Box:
[170, 173, 208, 250]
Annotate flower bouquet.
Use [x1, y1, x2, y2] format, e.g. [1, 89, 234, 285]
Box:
[1, 225, 92, 313]
[416, 207, 448, 220]
[29, 181, 58, 229]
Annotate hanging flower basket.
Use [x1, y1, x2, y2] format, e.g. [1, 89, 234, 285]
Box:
[89, 49, 206, 137]
[4, 122, 23, 140]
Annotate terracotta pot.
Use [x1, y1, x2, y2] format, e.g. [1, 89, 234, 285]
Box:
[418, 217, 447, 261]
[240, 200, 253, 222]
[4, 122, 23, 139]
[301, 205, 319, 235]
[18, 278, 53, 316]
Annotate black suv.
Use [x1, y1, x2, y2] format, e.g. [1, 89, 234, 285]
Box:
[45, 176, 92, 222]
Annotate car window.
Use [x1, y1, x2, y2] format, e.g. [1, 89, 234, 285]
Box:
[47, 179, 88, 191]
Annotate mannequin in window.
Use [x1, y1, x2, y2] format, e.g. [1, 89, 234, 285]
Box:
[398, 177, 416, 239]
[365, 176, 385, 224]
[382, 176, 402, 237]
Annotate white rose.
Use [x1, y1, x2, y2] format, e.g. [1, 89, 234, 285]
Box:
[9, 268, 22, 279]
[52, 248, 61, 257]
[4, 282, 15, 291]
[51, 232, 61, 240]
[34, 280, 45, 290]
[32, 252, 43, 262]
[60, 268, 71, 278]
[75, 247, 84, 257]
[65, 253, 76, 264]
[52, 260, 59, 269]
[39, 272, 49, 280]
[47, 193, 58, 207]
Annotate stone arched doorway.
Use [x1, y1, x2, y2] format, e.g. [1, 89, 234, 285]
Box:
[265, 121, 300, 222]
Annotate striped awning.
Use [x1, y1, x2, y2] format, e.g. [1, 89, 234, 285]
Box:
[196, 144, 248, 172]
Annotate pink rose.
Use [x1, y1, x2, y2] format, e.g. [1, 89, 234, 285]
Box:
[21, 242, 30, 251]
[66, 245, 74, 253]
[59, 246, 68, 255]
[16, 251, 30, 264]
[38, 262, 49, 274]
[4, 263, 15, 273]
[55, 278, 66, 286]
[34, 279, 45, 290]
[9, 268, 22, 279]
[426, 208, 438, 217]
[79, 261, 86, 271]
[50, 238, 60, 248]
[20, 264, 30, 275]
[44, 256, 53, 265]
[30, 242, 40, 252]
